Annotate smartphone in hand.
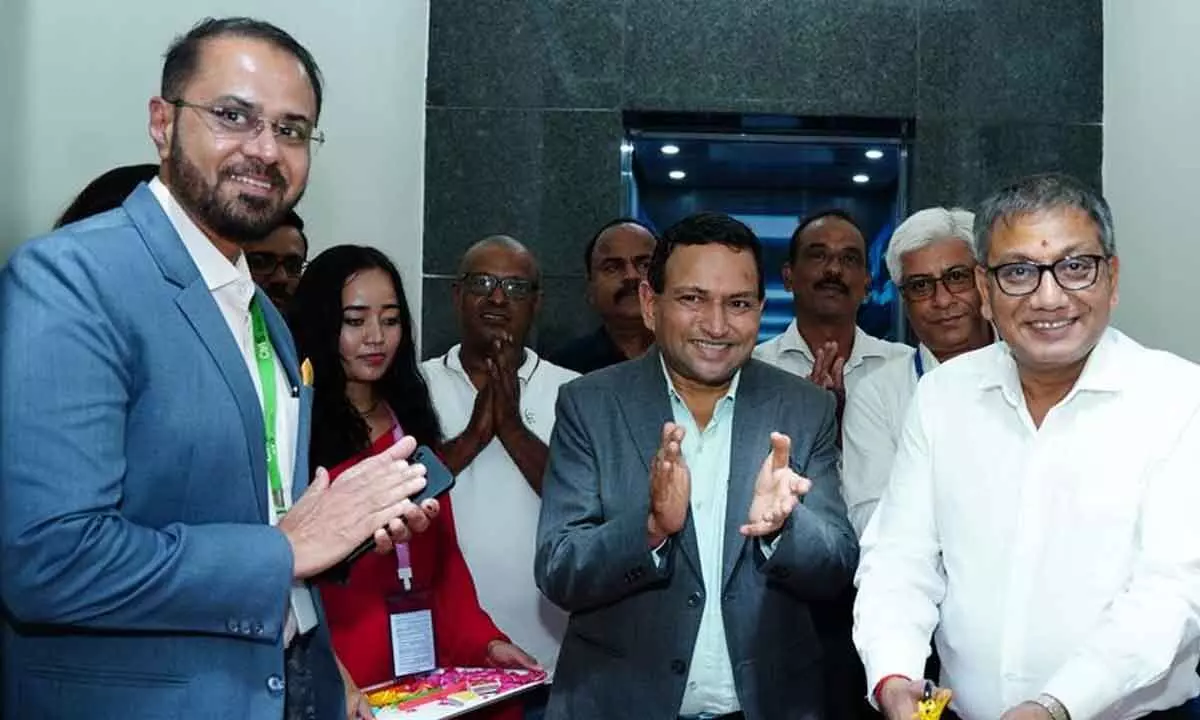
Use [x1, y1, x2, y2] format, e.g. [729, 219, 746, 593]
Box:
[330, 445, 456, 574]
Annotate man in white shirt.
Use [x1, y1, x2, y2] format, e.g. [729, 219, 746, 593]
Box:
[536, 212, 857, 720]
[842, 207, 993, 537]
[753, 209, 911, 406]
[0, 18, 436, 720]
[421, 236, 577, 713]
[753, 209, 910, 718]
[855, 173, 1200, 720]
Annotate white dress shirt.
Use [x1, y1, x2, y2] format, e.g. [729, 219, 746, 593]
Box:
[854, 328, 1200, 719]
[420, 346, 577, 678]
[660, 362, 742, 717]
[753, 320, 912, 394]
[842, 344, 939, 537]
[149, 178, 310, 641]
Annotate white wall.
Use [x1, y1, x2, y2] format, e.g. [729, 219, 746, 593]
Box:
[2, 0, 430, 333]
[1104, 0, 1200, 361]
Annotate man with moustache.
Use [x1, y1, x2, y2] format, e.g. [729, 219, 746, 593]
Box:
[754, 210, 910, 409]
[422, 236, 578, 715]
[550, 218, 657, 374]
[249, 208, 308, 314]
[0, 18, 438, 719]
[841, 207, 993, 537]
[856, 174, 1200, 720]
[536, 212, 857, 719]
[753, 209, 909, 719]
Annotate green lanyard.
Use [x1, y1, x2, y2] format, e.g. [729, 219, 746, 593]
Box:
[249, 298, 287, 518]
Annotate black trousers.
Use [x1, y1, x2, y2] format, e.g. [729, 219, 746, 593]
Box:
[284, 632, 318, 720]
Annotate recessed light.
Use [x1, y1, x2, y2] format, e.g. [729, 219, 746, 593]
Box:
[864, 149, 884, 160]
[661, 144, 680, 156]
[669, 170, 687, 180]
[853, 174, 870, 184]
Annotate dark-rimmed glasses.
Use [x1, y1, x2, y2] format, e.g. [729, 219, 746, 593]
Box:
[246, 252, 306, 278]
[458, 272, 538, 300]
[987, 254, 1110, 297]
[899, 264, 976, 301]
[169, 100, 325, 149]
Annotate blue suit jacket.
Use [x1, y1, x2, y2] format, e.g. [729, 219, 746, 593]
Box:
[0, 185, 343, 719]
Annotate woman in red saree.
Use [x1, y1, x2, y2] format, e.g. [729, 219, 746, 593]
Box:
[289, 245, 536, 719]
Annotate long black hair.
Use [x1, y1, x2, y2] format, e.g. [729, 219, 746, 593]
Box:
[288, 244, 442, 472]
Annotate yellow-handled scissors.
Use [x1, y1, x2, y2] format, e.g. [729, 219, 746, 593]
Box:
[916, 680, 952, 720]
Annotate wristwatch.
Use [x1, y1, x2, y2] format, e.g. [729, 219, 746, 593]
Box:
[1033, 693, 1071, 720]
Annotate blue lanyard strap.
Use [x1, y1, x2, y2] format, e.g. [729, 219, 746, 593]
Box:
[913, 349, 926, 380]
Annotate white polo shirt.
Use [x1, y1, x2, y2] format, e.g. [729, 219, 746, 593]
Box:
[841, 344, 939, 537]
[420, 345, 578, 677]
[752, 320, 912, 395]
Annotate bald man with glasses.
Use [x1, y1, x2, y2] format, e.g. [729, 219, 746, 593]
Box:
[420, 236, 578, 718]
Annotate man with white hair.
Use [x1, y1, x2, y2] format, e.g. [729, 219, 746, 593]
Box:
[841, 207, 993, 536]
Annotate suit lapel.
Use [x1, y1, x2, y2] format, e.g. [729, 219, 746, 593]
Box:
[615, 350, 704, 582]
[175, 282, 270, 522]
[125, 184, 271, 522]
[722, 361, 776, 589]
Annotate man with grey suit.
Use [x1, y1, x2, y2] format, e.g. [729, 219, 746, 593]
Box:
[535, 212, 859, 720]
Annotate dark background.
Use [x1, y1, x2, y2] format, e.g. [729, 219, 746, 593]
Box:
[419, 0, 1102, 357]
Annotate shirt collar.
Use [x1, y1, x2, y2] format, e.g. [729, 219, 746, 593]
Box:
[657, 354, 741, 405]
[979, 326, 1125, 399]
[444, 343, 541, 384]
[779, 320, 894, 371]
[917, 343, 941, 373]
[148, 177, 252, 299]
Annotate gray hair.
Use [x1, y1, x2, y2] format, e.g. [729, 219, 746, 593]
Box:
[885, 207, 976, 282]
[974, 173, 1115, 263]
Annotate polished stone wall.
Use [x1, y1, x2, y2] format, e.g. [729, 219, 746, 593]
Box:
[421, 0, 1102, 357]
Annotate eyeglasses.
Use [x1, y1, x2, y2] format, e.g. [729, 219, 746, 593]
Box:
[987, 254, 1110, 297]
[459, 272, 538, 300]
[899, 264, 976, 301]
[169, 100, 326, 149]
[246, 252, 306, 278]
[799, 245, 865, 270]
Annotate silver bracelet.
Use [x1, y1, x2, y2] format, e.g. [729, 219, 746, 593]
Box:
[1034, 693, 1071, 720]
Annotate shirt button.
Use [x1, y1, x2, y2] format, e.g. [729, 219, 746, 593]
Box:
[266, 674, 285, 695]
[687, 592, 702, 608]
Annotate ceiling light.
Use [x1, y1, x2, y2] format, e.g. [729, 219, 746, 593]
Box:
[864, 149, 884, 160]
[669, 170, 687, 180]
[853, 174, 870, 184]
[661, 144, 680, 156]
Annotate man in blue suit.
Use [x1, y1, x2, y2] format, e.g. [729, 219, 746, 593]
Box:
[0, 18, 437, 719]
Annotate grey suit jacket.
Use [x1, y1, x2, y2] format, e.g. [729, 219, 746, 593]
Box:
[535, 350, 858, 720]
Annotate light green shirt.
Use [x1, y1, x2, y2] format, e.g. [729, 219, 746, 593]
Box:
[661, 358, 741, 715]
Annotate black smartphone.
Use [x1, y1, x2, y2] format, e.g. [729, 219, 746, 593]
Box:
[333, 445, 457, 571]
[409, 444, 456, 505]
